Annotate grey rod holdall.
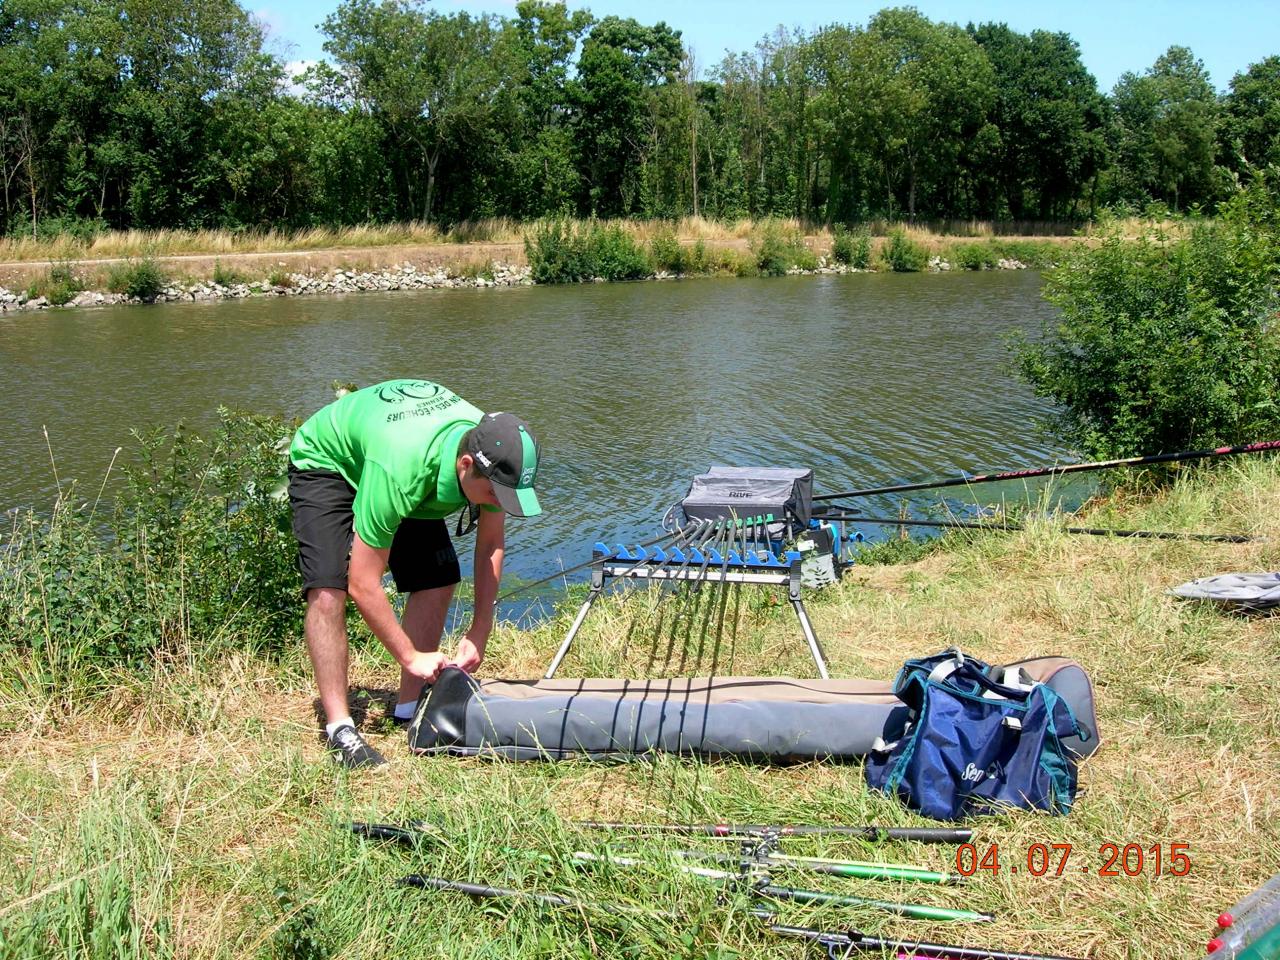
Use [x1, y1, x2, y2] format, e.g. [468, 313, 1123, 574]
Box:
[409, 655, 1098, 766]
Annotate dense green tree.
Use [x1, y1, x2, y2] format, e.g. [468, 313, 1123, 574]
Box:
[316, 0, 504, 221]
[501, 0, 592, 217]
[1110, 46, 1223, 210]
[3, 2, 1278, 235]
[970, 23, 1108, 219]
[573, 15, 683, 216]
[1222, 56, 1280, 172]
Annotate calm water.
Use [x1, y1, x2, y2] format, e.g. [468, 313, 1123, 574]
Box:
[0, 270, 1067, 591]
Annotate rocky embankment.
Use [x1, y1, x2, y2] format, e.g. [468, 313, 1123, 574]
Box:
[0, 261, 534, 313]
[0, 253, 1033, 314]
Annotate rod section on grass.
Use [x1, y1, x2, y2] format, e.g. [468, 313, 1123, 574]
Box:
[576, 822, 972, 844]
[766, 921, 1087, 960]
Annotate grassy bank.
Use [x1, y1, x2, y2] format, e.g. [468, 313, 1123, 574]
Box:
[2, 455, 1277, 958]
[0, 219, 1076, 305]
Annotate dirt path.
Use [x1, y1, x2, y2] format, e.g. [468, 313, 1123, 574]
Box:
[0, 240, 539, 288]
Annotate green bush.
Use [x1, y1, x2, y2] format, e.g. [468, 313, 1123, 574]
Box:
[949, 242, 997, 270]
[831, 227, 871, 268]
[106, 258, 167, 300]
[27, 261, 84, 305]
[752, 221, 814, 276]
[881, 230, 929, 272]
[589, 224, 650, 280]
[1012, 173, 1280, 459]
[991, 239, 1059, 268]
[0, 410, 300, 680]
[31, 215, 107, 243]
[648, 224, 686, 273]
[268, 268, 294, 288]
[525, 221, 651, 283]
[212, 260, 249, 286]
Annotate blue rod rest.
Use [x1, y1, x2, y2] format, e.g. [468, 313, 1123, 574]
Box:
[667, 547, 686, 563]
[706, 548, 724, 564]
[649, 546, 667, 563]
[593, 541, 610, 557]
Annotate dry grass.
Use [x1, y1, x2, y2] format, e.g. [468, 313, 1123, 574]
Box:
[2, 461, 1277, 957]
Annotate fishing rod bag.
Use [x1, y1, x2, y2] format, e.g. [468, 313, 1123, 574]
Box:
[865, 649, 1091, 821]
[408, 658, 1098, 764]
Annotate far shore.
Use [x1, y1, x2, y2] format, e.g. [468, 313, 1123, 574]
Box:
[0, 221, 1088, 313]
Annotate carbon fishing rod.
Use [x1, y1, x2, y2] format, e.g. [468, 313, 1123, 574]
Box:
[821, 513, 1258, 544]
[567, 852, 990, 923]
[665, 847, 963, 885]
[494, 527, 685, 603]
[813, 438, 1280, 502]
[577, 821, 972, 844]
[765, 919, 1086, 960]
[399, 875, 677, 919]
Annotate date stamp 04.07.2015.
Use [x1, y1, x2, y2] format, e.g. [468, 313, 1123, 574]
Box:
[955, 842, 1192, 878]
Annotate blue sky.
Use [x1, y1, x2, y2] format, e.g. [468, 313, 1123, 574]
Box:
[252, 0, 1280, 94]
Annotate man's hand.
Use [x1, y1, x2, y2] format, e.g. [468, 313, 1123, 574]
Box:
[449, 635, 485, 673]
[401, 650, 448, 683]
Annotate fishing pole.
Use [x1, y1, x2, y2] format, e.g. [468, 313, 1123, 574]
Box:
[567, 851, 990, 923]
[666, 847, 963, 885]
[822, 513, 1259, 544]
[813, 439, 1280, 502]
[399, 875, 677, 919]
[494, 527, 684, 603]
[576, 822, 972, 844]
[765, 919, 1087, 960]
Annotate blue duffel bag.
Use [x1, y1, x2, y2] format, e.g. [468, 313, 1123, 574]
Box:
[866, 649, 1088, 821]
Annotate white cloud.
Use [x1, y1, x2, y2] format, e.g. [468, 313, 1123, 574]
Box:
[280, 59, 318, 98]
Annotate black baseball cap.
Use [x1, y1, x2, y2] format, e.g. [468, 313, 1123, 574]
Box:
[465, 412, 542, 517]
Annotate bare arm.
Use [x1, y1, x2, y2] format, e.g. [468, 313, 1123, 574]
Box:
[452, 507, 505, 671]
[349, 532, 447, 681]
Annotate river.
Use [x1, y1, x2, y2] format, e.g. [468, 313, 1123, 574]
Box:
[1, 269, 1068, 592]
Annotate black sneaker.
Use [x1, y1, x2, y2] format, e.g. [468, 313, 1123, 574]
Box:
[326, 724, 388, 770]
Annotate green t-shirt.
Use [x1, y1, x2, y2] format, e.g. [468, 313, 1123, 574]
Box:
[289, 379, 485, 548]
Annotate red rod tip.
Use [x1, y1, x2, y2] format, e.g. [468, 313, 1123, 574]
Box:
[1217, 913, 1233, 928]
[1207, 937, 1225, 953]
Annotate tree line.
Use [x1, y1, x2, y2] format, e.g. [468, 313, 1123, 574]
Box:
[3, 0, 1280, 237]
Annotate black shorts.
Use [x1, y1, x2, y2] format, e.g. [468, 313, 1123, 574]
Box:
[287, 465, 461, 598]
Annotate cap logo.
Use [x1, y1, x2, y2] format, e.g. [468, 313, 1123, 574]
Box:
[520, 467, 535, 485]
[475, 450, 493, 468]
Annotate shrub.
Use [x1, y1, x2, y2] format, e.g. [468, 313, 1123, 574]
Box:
[589, 224, 650, 281]
[1012, 173, 1280, 459]
[648, 224, 686, 273]
[991, 239, 1059, 268]
[32, 215, 107, 243]
[268, 269, 294, 288]
[525, 221, 651, 283]
[949, 242, 997, 270]
[881, 230, 929, 272]
[525, 220, 590, 283]
[27, 261, 84, 305]
[212, 260, 249, 286]
[831, 227, 871, 268]
[752, 221, 813, 276]
[0, 410, 300, 679]
[106, 258, 167, 300]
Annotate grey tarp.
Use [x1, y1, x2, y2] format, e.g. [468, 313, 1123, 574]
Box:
[408, 657, 1099, 762]
[1170, 572, 1280, 611]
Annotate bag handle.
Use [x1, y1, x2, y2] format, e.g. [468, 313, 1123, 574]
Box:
[946, 658, 1037, 701]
